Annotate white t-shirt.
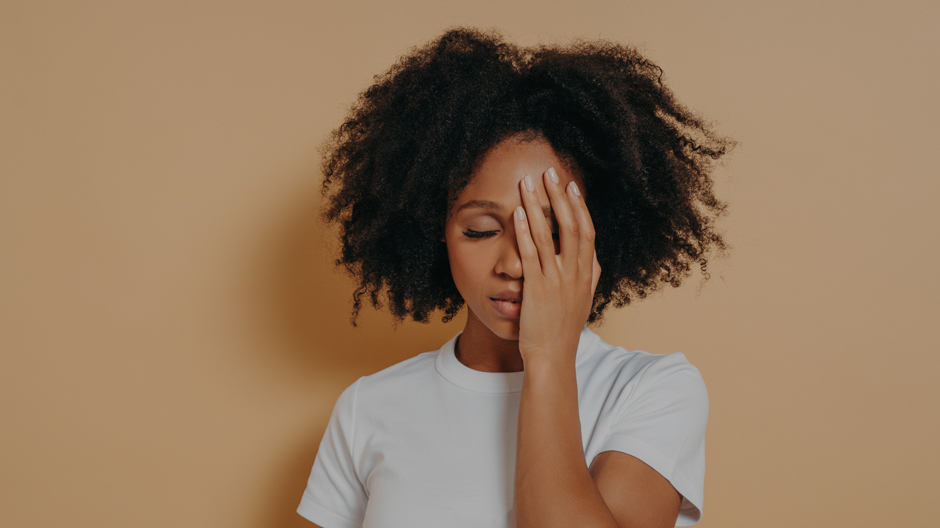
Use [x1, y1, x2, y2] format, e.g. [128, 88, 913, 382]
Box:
[298, 326, 708, 528]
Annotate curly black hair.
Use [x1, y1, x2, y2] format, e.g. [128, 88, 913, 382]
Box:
[321, 27, 733, 326]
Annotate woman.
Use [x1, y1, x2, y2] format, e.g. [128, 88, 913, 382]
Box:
[298, 28, 731, 528]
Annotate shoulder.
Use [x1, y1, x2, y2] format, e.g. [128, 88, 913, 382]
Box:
[359, 349, 438, 392]
[579, 329, 707, 400]
[330, 347, 442, 418]
[580, 330, 709, 523]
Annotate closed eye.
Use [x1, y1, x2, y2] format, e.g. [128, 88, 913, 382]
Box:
[463, 229, 558, 240]
[462, 229, 498, 239]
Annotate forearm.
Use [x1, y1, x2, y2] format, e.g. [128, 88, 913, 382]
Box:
[514, 354, 619, 528]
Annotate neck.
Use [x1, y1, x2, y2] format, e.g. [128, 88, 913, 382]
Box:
[455, 310, 525, 373]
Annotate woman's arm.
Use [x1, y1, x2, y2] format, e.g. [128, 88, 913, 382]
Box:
[512, 169, 681, 528]
[515, 355, 617, 527]
[590, 450, 682, 528]
[516, 358, 681, 528]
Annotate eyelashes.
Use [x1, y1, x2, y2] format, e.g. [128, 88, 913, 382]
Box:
[462, 229, 559, 240]
[462, 229, 498, 239]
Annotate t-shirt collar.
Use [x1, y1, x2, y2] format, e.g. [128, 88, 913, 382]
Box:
[434, 326, 598, 394]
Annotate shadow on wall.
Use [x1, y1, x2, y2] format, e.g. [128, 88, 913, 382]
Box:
[249, 170, 460, 527]
[256, 171, 460, 373]
[263, 423, 330, 528]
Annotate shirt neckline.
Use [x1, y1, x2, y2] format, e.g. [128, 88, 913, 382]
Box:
[434, 326, 598, 394]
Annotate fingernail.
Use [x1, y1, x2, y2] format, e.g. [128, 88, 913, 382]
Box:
[548, 167, 559, 184]
[515, 206, 526, 220]
[569, 181, 581, 197]
[523, 175, 534, 192]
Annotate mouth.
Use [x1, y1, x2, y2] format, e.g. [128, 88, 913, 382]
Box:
[490, 295, 522, 318]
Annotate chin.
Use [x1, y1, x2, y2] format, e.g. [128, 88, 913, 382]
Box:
[485, 319, 520, 342]
[465, 305, 521, 342]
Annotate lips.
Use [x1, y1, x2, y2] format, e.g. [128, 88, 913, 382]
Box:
[490, 291, 522, 318]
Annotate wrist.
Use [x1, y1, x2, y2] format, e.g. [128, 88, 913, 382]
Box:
[521, 345, 578, 373]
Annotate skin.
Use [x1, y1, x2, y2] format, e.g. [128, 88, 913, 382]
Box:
[443, 134, 683, 528]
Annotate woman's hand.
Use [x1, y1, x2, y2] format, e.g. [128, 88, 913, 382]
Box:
[514, 167, 601, 365]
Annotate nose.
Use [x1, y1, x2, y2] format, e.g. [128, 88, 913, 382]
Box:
[494, 236, 523, 279]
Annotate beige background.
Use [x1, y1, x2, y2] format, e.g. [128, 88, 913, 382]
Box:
[2, 1, 938, 527]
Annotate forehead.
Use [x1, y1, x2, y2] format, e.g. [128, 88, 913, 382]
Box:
[454, 137, 580, 210]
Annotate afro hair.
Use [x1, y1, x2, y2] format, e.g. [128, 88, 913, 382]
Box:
[320, 27, 733, 325]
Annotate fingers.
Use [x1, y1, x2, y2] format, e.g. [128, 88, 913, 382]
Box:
[541, 168, 580, 272]
[517, 168, 598, 289]
[518, 174, 559, 277]
[513, 205, 543, 280]
[566, 179, 598, 286]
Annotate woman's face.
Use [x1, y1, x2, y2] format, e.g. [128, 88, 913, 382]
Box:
[444, 135, 584, 341]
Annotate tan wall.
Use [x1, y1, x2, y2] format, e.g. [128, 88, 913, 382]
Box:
[2, 1, 937, 526]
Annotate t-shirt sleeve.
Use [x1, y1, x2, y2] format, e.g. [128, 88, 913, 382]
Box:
[597, 353, 709, 526]
[297, 378, 367, 528]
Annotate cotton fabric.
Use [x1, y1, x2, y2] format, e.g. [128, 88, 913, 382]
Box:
[298, 326, 708, 527]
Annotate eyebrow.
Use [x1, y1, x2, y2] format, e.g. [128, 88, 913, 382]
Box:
[456, 199, 553, 217]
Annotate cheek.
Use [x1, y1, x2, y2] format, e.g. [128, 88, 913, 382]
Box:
[446, 239, 490, 294]
[447, 244, 477, 285]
